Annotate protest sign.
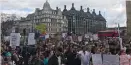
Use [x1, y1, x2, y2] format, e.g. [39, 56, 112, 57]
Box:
[93, 34, 98, 40]
[4, 36, 10, 41]
[78, 36, 82, 42]
[103, 54, 119, 65]
[10, 33, 20, 48]
[62, 33, 66, 38]
[92, 54, 103, 65]
[45, 34, 49, 39]
[85, 34, 89, 38]
[28, 33, 36, 45]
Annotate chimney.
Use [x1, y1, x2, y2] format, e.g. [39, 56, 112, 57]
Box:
[64, 5, 66, 9]
[99, 11, 101, 14]
[56, 7, 58, 10]
[35, 8, 39, 12]
[93, 9, 95, 12]
[87, 7, 89, 12]
[80, 6, 83, 10]
[72, 3, 74, 7]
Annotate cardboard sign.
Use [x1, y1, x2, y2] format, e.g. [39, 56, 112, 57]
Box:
[10, 33, 20, 48]
[103, 54, 119, 65]
[28, 33, 36, 45]
[92, 54, 103, 65]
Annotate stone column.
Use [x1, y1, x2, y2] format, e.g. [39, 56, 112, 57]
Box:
[126, 1, 131, 36]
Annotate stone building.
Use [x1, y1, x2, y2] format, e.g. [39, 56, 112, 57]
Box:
[1, 13, 21, 22]
[62, 3, 106, 34]
[14, 18, 33, 35]
[15, 1, 68, 34]
[126, 1, 131, 36]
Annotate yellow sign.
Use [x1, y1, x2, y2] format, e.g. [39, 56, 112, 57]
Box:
[35, 24, 46, 33]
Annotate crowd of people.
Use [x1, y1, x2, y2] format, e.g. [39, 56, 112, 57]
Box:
[1, 34, 131, 65]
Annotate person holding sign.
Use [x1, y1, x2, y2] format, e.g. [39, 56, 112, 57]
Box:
[120, 50, 130, 65]
[78, 48, 91, 65]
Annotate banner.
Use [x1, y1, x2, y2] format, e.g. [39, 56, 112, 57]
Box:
[92, 54, 103, 65]
[28, 33, 36, 45]
[10, 33, 20, 48]
[103, 54, 119, 65]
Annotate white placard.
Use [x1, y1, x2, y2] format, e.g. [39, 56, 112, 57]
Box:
[78, 36, 82, 42]
[62, 33, 66, 38]
[28, 33, 36, 45]
[10, 33, 20, 48]
[93, 34, 98, 40]
[85, 34, 89, 38]
[92, 54, 103, 65]
[4, 36, 10, 41]
[103, 54, 119, 65]
[45, 34, 49, 39]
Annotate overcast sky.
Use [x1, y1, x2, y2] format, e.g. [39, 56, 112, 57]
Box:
[0, 0, 127, 27]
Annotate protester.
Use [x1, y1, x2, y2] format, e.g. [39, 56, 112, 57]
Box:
[1, 33, 131, 65]
[78, 48, 91, 65]
[120, 50, 130, 65]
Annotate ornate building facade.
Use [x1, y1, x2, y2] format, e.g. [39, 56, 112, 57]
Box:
[15, 1, 68, 34]
[62, 3, 106, 34]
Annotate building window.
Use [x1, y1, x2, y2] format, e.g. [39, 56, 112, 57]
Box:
[59, 29, 61, 31]
[51, 28, 53, 31]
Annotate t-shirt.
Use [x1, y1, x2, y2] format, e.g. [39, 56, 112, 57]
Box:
[5, 52, 11, 57]
[43, 58, 48, 65]
[78, 51, 91, 65]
